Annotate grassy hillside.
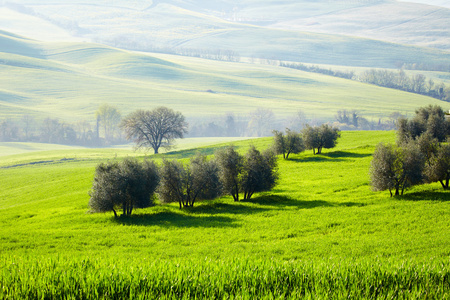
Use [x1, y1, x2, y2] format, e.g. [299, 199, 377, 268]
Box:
[1, 131, 450, 297]
[4, 1, 450, 66]
[0, 31, 448, 125]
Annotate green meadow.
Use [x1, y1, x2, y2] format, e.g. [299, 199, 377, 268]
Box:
[1, 30, 448, 124]
[1, 131, 450, 298]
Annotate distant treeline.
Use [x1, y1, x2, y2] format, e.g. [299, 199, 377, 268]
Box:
[98, 36, 241, 63]
[280, 62, 355, 79]
[358, 69, 449, 101]
[280, 62, 450, 102]
[400, 62, 450, 73]
[0, 117, 120, 146]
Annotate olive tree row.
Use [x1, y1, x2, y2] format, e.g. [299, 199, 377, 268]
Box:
[272, 124, 341, 159]
[370, 105, 450, 196]
[89, 146, 278, 216]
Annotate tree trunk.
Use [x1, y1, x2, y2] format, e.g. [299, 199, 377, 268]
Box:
[112, 208, 118, 218]
[154, 146, 159, 154]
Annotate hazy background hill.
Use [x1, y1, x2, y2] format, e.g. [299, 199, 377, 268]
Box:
[1, 0, 449, 67]
[0, 0, 449, 141]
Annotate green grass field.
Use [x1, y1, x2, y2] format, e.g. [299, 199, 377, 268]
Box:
[1, 131, 450, 298]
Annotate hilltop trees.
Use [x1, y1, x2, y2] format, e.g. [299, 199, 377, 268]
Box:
[302, 124, 341, 154]
[89, 158, 159, 217]
[272, 129, 305, 159]
[121, 107, 188, 154]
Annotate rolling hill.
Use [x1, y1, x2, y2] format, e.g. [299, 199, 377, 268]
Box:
[0, 30, 448, 125]
[1, 0, 450, 68]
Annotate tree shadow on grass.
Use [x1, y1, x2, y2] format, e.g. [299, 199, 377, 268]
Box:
[244, 194, 367, 209]
[401, 190, 450, 202]
[243, 194, 332, 209]
[189, 202, 269, 215]
[163, 145, 229, 159]
[290, 151, 372, 163]
[113, 211, 238, 228]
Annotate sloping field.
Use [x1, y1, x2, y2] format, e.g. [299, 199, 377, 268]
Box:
[2, 1, 450, 66]
[1, 131, 450, 298]
[273, 2, 450, 50]
[0, 31, 448, 124]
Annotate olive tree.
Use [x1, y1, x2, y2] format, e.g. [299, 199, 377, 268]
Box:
[120, 107, 188, 154]
[302, 124, 341, 154]
[241, 146, 278, 200]
[423, 142, 450, 190]
[158, 154, 222, 208]
[89, 158, 159, 217]
[215, 145, 244, 202]
[370, 142, 424, 197]
[272, 129, 305, 159]
[398, 105, 449, 143]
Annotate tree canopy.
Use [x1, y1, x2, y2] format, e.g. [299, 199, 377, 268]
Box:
[120, 107, 188, 154]
[272, 129, 305, 159]
[158, 155, 222, 208]
[89, 158, 159, 217]
[302, 124, 341, 154]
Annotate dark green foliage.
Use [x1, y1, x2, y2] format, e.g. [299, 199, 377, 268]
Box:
[370, 142, 425, 196]
[215, 145, 243, 202]
[120, 107, 188, 154]
[397, 105, 449, 143]
[424, 143, 450, 190]
[272, 129, 305, 159]
[89, 158, 159, 217]
[158, 154, 222, 208]
[241, 146, 278, 200]
[302, 124, 341, 154]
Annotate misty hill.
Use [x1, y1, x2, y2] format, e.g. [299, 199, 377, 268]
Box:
[0, 30, 447, 125]
[1, 1, 449, 68]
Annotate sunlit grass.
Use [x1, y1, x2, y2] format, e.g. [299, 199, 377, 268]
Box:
[1, 131, 449, 298]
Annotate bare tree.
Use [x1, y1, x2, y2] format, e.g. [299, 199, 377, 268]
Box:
[121, 107, 188, 154]
[95, 104, 121, 143]
[21, 115, 34, 140]
[247, 108, 275, 137]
